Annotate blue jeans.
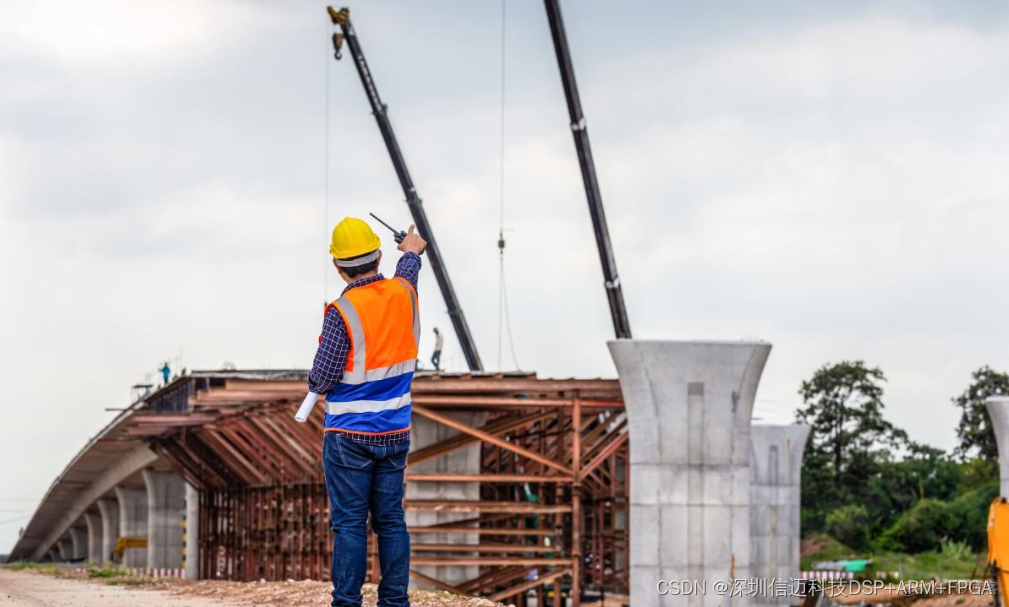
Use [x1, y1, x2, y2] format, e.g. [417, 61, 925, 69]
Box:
[323, 432, 411, 607]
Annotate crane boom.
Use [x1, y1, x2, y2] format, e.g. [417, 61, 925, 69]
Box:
[543, 0, 633, 339]
[328, 6, 484, 371]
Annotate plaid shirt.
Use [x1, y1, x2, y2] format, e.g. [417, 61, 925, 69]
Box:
[308, 252, 421, 443]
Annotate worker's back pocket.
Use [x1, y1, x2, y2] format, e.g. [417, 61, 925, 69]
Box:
[331, 434, 376, 470]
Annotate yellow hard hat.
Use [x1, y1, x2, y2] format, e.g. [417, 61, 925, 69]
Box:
[330, 217, 381, 260]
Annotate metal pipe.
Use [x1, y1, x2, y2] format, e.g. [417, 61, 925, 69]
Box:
[406, 473, 572, 483]
[413, 405, 573, 475]
[411, 557, 575, 566]
[408, 526, 554, 537]
[404, 500, 572, 514]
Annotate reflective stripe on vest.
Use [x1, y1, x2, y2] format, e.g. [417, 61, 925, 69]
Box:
[325, 277, 419, 420]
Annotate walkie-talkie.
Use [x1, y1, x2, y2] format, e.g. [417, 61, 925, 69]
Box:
[369, 213, 425, 255]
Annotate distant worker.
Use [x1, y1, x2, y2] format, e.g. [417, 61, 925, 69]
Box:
[307, 216, 426, 607]
[431, 327, 443, 371]
[159, 362, 171, 385]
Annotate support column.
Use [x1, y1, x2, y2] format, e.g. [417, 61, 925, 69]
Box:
[47, 547, 59, 562]
[69, 526, 88, 561]
[987, 397, 1009, 497]
[143, 469, 186, 570]
[406, 412, 486, 590]
[185, 483, 200, 580]
[115, 487, 148, 568]
[609, 340, 772, 607]
[750, 424, 809, 607]
[57, 538, 72, 562]
[97, 498, 120, 564]
[84, 512, 104, 564]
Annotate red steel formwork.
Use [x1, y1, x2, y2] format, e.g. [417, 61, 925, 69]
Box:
[142, 372, 627, 604]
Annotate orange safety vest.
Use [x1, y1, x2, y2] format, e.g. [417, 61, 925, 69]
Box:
[324, 276, 419, 434]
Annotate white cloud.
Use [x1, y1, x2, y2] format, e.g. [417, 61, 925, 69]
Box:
[0, 0, 278, 67]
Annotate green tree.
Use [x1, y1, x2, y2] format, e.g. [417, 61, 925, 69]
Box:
[825, 504, 871, 551]
[879, 498, 954, 553]
[947, 479, 999, 550]
[796, 361, 908, 532]
[953, 366, 1009, 461]
[864, 442, 960, 533]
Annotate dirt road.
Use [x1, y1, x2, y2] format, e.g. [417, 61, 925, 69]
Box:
[0, 568, 507, 607]
[0, 569, 238, 607]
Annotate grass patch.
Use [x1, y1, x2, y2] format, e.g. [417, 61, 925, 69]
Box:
[872, 550, 985, 581]
[2, 561, 60, 575]
[86, 563, 124, 579]
[104, 578, 150, 586]
[802, 534, 985, 581]
[800, 534, 855, 569]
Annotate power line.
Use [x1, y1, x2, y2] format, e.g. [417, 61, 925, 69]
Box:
[0, 514, 32, 525]
[496, 0, 521, 372]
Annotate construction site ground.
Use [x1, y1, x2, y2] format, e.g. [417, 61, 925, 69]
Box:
[0, 566, 507, 607]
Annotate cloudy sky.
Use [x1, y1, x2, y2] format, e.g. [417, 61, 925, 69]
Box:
[3, 0, 1009, 553]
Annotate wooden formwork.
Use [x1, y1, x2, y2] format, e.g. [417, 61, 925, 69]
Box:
[147, 372, 628, 602]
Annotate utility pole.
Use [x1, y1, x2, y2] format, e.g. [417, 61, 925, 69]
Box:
[328, 6, 484, 371]
[543, 0, 633, 339]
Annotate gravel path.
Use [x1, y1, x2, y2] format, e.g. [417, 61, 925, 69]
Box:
[0, 568, 507, 607]
[0, 569, 238, 607]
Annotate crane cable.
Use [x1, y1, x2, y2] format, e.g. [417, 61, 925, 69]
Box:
[497, 0, 522, 372]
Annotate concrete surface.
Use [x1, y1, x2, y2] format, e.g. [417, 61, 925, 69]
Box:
[83, 513, 103, 564]
[28, 445, 158, 561]
[185, 483, 200, 580]
[406, 412, 486, 589]
[609, 339, 772, 607]
[144, 469, 186, 570]
[987, 397, 1009, 497]
[96, 498, 120, 565]
[115, 487, 148, 568]
[0, 569, 239, 607]
[749, 424, 809, 607]
[69, 527, 88, 561]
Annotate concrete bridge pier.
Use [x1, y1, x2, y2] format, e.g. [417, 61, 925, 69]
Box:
[185, 483, 200, 580]
[750, 424, 809, 607]
[97, 497, 120, 564]
[115, 487, 148, 568]
[57, 538, 72, 562]
[406, 412, 486, 590]
[69, 526, 88, 561]
[987, 397, 1009, 496]
[84, 512, 104, 564]
[143, 469, 186, 570]
[609, 340, 772, 607]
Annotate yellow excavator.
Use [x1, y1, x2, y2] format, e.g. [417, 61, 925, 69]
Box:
[987, 497, 1009, 607]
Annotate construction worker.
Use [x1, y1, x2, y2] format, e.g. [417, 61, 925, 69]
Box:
[431, 327, 443, 371]
[308, 216, 426, 607]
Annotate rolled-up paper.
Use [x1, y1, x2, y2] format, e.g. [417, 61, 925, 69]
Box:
[294, 392, 320, 423]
